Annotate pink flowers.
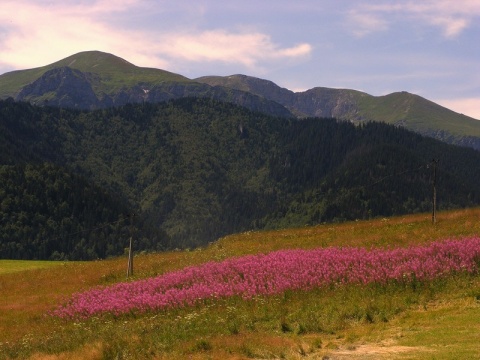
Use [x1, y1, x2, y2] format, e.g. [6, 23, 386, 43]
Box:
[52, 237, 480, 319]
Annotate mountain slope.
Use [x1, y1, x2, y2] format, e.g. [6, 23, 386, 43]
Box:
[0, 51, 293, 116]
[355, 91, 480, 141]
[0, 50, 190, 98]
[195, 74, 296, 110]
[2, 51, 480, 149]
[197, 75, 480, 149]
[2, 98, 480, 258]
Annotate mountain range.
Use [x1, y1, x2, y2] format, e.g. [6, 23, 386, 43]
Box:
[1, 50, 480, 150]
[2, 51, 480, 261]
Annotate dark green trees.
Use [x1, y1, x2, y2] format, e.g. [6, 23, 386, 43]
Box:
[2, 98, 480, 259]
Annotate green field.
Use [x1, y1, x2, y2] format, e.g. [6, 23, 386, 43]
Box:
[0, 260, 66, 275]
[1, 208, 480, 359]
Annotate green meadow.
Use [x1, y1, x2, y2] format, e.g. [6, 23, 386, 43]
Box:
[0, 260, 65, 275]
[1, 208, 480, 359]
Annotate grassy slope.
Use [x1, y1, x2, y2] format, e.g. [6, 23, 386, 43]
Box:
[1, 208, 480, 359]
[196, 75, 480, 138]
[195, 75, 256, 93]
[355, 91, 480, 138]
[0, 51, 191, 98]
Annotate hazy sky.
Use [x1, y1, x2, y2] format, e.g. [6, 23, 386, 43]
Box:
[1, 0, 479, 119]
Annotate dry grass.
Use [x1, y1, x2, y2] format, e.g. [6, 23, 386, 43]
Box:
[0, 261, 64, 275]
[212, 208, 480, 257]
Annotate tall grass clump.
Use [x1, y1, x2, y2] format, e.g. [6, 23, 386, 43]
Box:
[52, 237, 480, 320]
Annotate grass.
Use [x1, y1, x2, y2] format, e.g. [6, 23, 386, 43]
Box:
[0, 50, 191, 98]
[355, 91, 480, 137]
[1, 208, 480, 359]
[0, 260, 65, 275]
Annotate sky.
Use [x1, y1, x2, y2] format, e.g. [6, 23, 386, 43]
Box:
[1, 0, 479, 119]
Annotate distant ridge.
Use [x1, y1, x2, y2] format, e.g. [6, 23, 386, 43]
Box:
[1, 51, 480, 149]
[196, 75, 480, 149]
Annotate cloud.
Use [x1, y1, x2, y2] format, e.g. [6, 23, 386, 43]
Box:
[0, 0, 312, 73]
[429, 16, 469, 38]
[347, 9, 389, 37]
[347, 0, 480, 38]
[0, 0, 138, 68]
[158, 30, 311, 68]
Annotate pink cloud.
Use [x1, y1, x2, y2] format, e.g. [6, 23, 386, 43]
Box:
[436, 98, 480, 120]
[0, 0, 311, 73]
[348, 0, 480, 38]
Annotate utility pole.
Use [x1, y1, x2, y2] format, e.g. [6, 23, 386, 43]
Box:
[127, 214, 134, 278]
[431, 159, 438, 224]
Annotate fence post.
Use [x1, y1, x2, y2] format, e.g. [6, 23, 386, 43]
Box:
[127, 214, 134, 277]
[432, 159, 438, 224]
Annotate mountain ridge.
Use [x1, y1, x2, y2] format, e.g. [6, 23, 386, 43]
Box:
[1, 50, 480, 149]
[196, 75, 480, 147]
[0, 50, 190, 97]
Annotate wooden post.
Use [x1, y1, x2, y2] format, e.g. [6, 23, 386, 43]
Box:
[127, 213, 134, 278]
[127, 236, 134, 277]
[432, 159, 437, 224]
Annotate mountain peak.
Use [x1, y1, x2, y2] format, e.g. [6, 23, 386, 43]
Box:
[0, 50, 190, 99]
[51, 50, 136, 72]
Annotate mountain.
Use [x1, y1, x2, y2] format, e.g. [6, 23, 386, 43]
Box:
[196, 75, 480, 150]
[2, 97, 480, 260]
[0, 51, 292, 117]
[1, 51, 480, 150]
[0, 50, 189, 98]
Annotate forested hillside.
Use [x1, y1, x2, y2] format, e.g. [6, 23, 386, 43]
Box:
[0, 163, 166, 260]
[2, 98, 480, 260]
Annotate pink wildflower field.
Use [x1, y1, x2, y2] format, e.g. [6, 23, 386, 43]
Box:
[52, 237, 480, 319]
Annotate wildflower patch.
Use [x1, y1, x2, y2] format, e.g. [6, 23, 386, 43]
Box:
[52, 237, 480, 319]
